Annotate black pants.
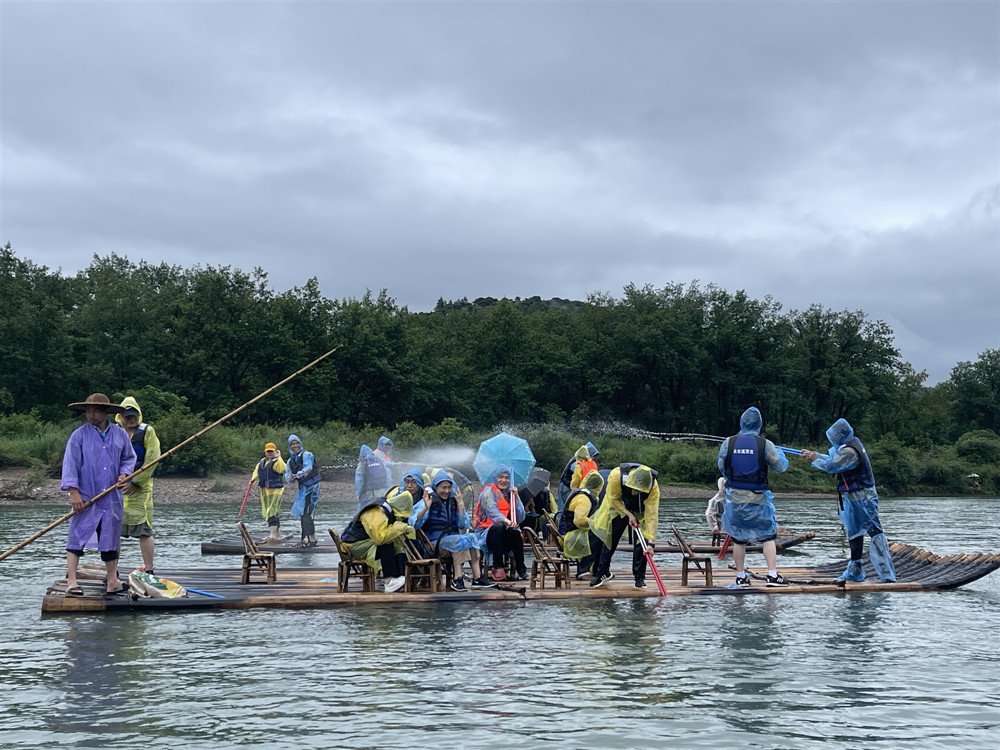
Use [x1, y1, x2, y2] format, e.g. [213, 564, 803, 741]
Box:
[848, 528, 883, 561]
[576, 530, 601, 576]
[300, 507, 315, 540]
[593, 514, 647, 581]
[267, 515, 280, 529]
[377, 544, 406, 578]
[486, 525, 525, 572]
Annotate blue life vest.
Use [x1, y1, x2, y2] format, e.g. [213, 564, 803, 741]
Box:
[257, 457, 284, 490]
[837, 438, 875, 492]
[618, 463, 658, 516]
[559, 488, 598, 535]
[130, 424, 148, 470]
[342, 499, 395, 543]
[288, 451, 321, 487]
[361, 454, 387, 492]
[723, 435, 768, 491]
[423, 497, 458, 544]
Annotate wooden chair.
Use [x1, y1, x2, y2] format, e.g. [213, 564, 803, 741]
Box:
[416, 529, 454, 590]
[328, 528, 376, 593]
[523, 527, 571, 590]
[237, 521, 276, 585]
[401, 534, 443, 593]
[671, 524, 713, 587]
[541, 510, 569, 554]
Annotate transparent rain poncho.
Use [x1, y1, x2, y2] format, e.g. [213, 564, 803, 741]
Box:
[562, 470, 605, 560]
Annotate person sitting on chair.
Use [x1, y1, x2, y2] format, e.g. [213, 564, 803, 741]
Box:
[560, 470, 605, 580]
[341, 491, 414, 594]
[474, 465, 527, 582]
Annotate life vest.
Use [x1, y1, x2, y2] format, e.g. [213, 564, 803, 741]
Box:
[618, 463, 659, 517]
[130, 424, 148, 470]
[559, 457, 576, 487]
[837, 437, 875, 493]
[288, 450, 321, 487]
[474, 484, 512, 530]
[723, 435, 769, 491]
[342, 499, 395, 543]
[423, 497, 458, 543]
[576, 459, 597, 479]
[361, 454, 387, 492]
[559, 488, 598, 535]
[257, 457, 284, 489]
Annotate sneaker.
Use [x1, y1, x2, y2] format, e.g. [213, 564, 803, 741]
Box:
[515, 569, 529, 581]
[634, 579, 647, 589]
[450, 578, 467, 592]
[384, 576, 406, 593]
[489, 568, 507, 582]
[575, 570, 591, 580]
[589, 573, 614, 588]
[471, 576, 497, 588]
[735, 575, 751, 587]
[766, 574, 789, 587]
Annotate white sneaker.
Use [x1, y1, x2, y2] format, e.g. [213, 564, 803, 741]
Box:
[384, 576, 406, 593]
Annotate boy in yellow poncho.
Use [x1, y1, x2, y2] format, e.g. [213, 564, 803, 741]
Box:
[341, 490, 414, 593]
[116, 396, 162, 574]
[559, 470, 605, 579]
[588, 463, 660, 590]
[251, 442, 286, 543]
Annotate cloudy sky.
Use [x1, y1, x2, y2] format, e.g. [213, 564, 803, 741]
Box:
[2, 1, 997, 384]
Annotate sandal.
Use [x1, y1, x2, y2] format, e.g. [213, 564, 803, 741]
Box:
[65, 585, 84, 597]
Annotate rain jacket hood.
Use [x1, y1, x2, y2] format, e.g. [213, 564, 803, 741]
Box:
[430, 469, 454, 496]
[401, 466, 426, 492]
[288, 434, 304, 454]
[582, 470, 605, 495]
[623, 465, 654, 493]
[377, 436, 393, 456]
[739, 407, 763, 435]
[826, 418, 855, 448]
[585, 441, 599, 458]
[115, 396, 143, 425]
[574, 445, 592, 462]
[487, 464, 514, 487]
[386, 490, 413, 518]
[358, 444, 375, 461]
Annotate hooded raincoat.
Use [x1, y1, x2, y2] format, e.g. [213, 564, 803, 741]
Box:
[344, 491, 414, 571]
[285, 434, 320, 520]
[355, 444, 392, 509]
[409, 469, 481, 555]
[473, 464, 526, 548]
[562, 470, 605, 560]
[716, 407, 788, 543]
[115, 396, 161, 529]
[810, 419, 884, 540]
[590, 463, 660, 545]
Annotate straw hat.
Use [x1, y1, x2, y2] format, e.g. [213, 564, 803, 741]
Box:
[68, 393, 126, 414]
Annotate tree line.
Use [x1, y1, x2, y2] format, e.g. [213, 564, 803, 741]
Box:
[2, 243, 997, 491]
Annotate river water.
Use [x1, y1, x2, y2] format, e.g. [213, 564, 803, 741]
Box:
[0, 495, 997, 749]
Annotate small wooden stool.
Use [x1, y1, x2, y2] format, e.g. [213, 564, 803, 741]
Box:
[237, 521, 276, 584]
[671, 524, 713, 587]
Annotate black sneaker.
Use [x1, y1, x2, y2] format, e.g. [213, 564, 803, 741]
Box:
[735, 575, 751, 587]
[766, 574, 789, 587]
[634, 579, 647, 589]
[515, 569, 529, 581]
[471, 576, 496, 589]
[590, 573, 614, 588]
[575, 570, 591, 580]
[450, 578, 467, 592]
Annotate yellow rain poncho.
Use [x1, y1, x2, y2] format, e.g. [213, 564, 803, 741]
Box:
[346, 491, 415, 571]
[251, 448, 286, 521]
[590, 464, 660, 545]
[569, 445, 597, 489]
[115, 396, 161, 528]
[562, 471, 605, 560]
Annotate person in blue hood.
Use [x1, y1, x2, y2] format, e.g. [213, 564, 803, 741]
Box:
[800, 419, 896, 583]
[717, 407, 790, 587]
[355, 444, 392, 511]
[284, 434, 321, 547]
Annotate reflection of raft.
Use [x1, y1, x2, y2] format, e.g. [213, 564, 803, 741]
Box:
[41, 542, 1000, 613]
[199, 530, 818, 556]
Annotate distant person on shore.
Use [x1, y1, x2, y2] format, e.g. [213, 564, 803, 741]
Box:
[355, 444, 392, 511]
[557, 442, 599, 511]
[285, 434, 320, 547]
[588, 463, 660, 589]
[409, 469, 493, 590]
[474, 465, 527, 582]
[799, 419, 896, 583]
[342, 490, 414, 594]
[116, 397, 161, 574]
[251, 442, 285, 543]
[61, 393, 136, 597]
[717, 406, 789, 587]
[559, 469, 605, 580]
[705, 477, 727, 535]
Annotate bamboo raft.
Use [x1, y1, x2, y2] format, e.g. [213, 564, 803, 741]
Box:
[199, 529, 817, 556]
[41, 542, 1000, 614]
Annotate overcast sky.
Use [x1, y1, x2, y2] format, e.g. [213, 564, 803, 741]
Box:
[2, 1, 997, 385]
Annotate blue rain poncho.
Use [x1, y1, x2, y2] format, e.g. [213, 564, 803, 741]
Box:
[285, 434, 320, 520]
[716, 407, 788, 543]
[810, 418, 885, 540]
[374, 435, 393, 463]
[409, 469, 481, 554]
[355, 444, 392, 508]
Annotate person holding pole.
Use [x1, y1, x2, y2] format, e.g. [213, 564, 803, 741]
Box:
[285, 434, 321, 547]
[251, 442, 285, 543]
[717, 406, 789, 587]
[61, 393, 136, 596]
[116, 396, 161, 574]
[798, 418, 896, 583]
[588, 463, 660, 589]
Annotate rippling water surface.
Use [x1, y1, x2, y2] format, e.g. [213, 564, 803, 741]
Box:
[0, 494, 997, 749]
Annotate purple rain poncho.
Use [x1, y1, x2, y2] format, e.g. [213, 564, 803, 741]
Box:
[61, 421, 137, 552]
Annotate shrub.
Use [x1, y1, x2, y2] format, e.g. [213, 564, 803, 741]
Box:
[955, 430, 1000, 464]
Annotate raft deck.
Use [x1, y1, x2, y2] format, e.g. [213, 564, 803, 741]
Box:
[199, 530, 817, 556]
[41, 542, 1000, 614]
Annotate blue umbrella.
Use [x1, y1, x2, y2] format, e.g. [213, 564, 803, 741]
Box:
[473, 432, 536, 486]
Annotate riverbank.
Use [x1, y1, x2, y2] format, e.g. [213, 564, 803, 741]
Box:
[0, 467, 826, 506]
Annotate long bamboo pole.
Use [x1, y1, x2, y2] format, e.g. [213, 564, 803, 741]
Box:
[0, 346, 341, 563]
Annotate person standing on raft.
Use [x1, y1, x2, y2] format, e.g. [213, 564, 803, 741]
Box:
[799, 418, 896, 583]
[61, 393, 136, 597]
[285, 434, 320, 547]
[117, 396, 161, 574]
[718, 406, 790, 587]
[252, 442, 286, 543]
[588, 463, 659, 589]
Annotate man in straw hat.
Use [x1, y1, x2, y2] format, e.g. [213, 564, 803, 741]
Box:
[61, 393, 137, 596]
